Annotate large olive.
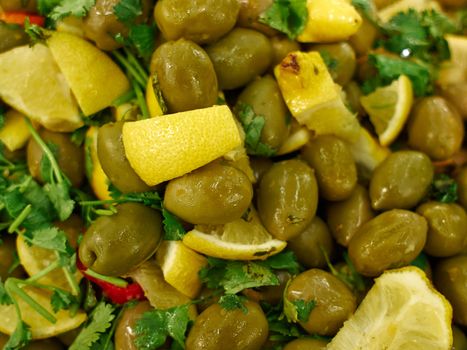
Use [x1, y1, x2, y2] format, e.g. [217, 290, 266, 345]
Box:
[236, 75, 289, 151]
[0, 0, 37, 11]
[0, 234, 24, 280]
[237, 0, 277, 36]
[326, 185, 375, 247]
[257, 159, 318, 241]
[453, 325, 467, 350]
[97, 121, 152, 193]
[456, 166, 467, 209]
[348, 209, 427, 276]
[285, 269, 356, 336]
[312, 42, 357, 86]
[434, 255, 467, 326]
[301, 135, 357, 201]
[250, 156, 273, 184]
[79, 203, 163, 276]
[27, 129, 84, 188]
[206, 28, 272, 90]
[270, 36, 301, 66]
[164, 161, 253, 225]
[0, 23, 29, 53]
[417, 202, 467, 257]
[154, 0, 240, 44]
[115, 301, 153, 350]
[439, 82, 467, 119]
[408, 96, 464, 161]
[152, 39, 218, 113]
[186, 301, 268, 350]
[283, 338, 328, 350]
[369, 150, 434, 210]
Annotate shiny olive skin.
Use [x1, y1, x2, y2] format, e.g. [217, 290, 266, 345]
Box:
[27, 129, 84, 187]
[164, 161, 253, 225]
[285, 269, 356, 336]
[0, 23, 29, 53]
[348, 209, 427, 276]
[313, 42, 356, 86]
[257, 159, 318, 241]
[270, 35, 301, 66]
[439, 82, 467, 119]
[115, 301, 153, 350]
[417, 202, 467, 257]
[288, 217, 335, 269]
[456, 166, 467, 209]
[206, 28, 272, 90]
[0, 234, 24, 280]
[301, 135, 357, 201]
[236, 75, 289, 151]
[349, 18, 379, 57]
[97, 121, 152, 193]
[408, 96, 464, 161]
[434, 255, 467, 326]
[79, 203, 163, 276]
[186, 301, 268, 350]
[154, 0, 240, 44]
[152, 39, 218, 113]
[237, 0, 277, 36]
[453, 325, 467, 350]
[283, 338, 328, 350]
[243, 270, 291, 304]
[327, 185, 375, 247]
[369, 151, 434, 210]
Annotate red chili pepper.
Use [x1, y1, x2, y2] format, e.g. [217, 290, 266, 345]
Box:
[0, 12, 45, 26]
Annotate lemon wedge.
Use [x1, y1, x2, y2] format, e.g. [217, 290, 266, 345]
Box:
[438, 35, 467, 86]
[0, 109, 31, 152]
[350, 126, 391, 175]
[378, 0, 441, 22]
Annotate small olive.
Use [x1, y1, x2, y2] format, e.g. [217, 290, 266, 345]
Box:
[270, 36, 301, 66]
[456, 166, 467, 210]
[283, 338, 328, 350]
[312, 42, 357, 86]
[344, 81, 365, 115]
[115, 301, 153, 350]
[237, 0, 277, 36]
[439, 82, 467, 119]
[349, 18, 379, 57]
[452, 325, 467, 350]
[0, 22, 29, 53]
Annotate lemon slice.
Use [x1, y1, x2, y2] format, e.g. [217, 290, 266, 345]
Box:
[0, 109, 31, 152]
[146, 73, 165, 117]
[327, 266, 452, 350]
[360, 75, 413, 146]
[350, 127, 391, 174]
[183, 208, 287, 260]
[438, 35, 467, 86]
[277, 121, 311, 156]
[378, 0, 441, 22]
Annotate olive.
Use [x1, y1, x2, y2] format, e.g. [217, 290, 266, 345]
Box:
[349, 18, 379, 57]
[348, 209, 427, 276]
[79, 203, 163, 276]
[434, 255, 467, 326]
[288, 217, 335, 269]
[437, 0, 467, 7]
[206, 28, 272, 90]
[0, 0, 37, 11]
[237, 0, 277, 36]
[285, 269, 356, 336]
[250, 156, 273, 184]
[0, 234, 25, 280]
[416, 202, 467, 257]
[283, 338, 328, 350]
[343, 81, 364, 115]
[270, 35, 301, 66]
[27, 129, 84, 188]
[236, 75, 289, 151]
[369, 150, 434, 210]
[0, 334, 65, 350]
[115, 301, 153, 350]
[243, 270, 292, 304]
[97, 121, 152, 193]
[0, 22, 29, 53]
[312, 42, 357, 86]
[257, 159, 318, 241]
[456, 166, 467, 209]
[301, 135, 357, 201]
[408, 96, 464, 161]
[439, 82, 467, 119]
[164, 161, 253, 225]
[453, 325, 467, 350]
[326, 185, 375, 247]
[152, 39, 218, 113]
[154, 0, 240, 44]
[186, 301, 268, 350]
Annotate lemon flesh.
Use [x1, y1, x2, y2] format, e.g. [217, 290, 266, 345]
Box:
[350, 126, 391, 174]
[438, 35, 467, 86]
[0, 109, 31, 152]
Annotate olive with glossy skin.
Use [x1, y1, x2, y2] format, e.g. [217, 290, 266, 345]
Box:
[327, 185, 375, 247]
[408, 96, 464, 161]
[164, 161, 253, 225]
[456, 166, 467, 209]
[440, 82, 467, 119]
[312, 42, 356, 86]
[270, 35, 301, 66]
[154, 0, 240, 44]
[283, 338, 328, 350]
[115, 301, 153, 350]
[186, 301, 268, 350]
[236, 75, 289, 151]
[257, 159, 318, 241]
[97, 121, 152, 193]
[369, 150, 434, 210]
[152, 39, 218, 113]
[285, 269, 356, 336]
[79, 203, 163, 276]
[243, 270, 291, 304]
[206, 28, 272, 90]
[417, 202, 467, 257]
[348, 209, 427, 276]
[288, 217, 334, 269]
[434, 255, 467, 326]
[237, 0, 277, 36]
[0, 23, 29, 53]
[27, 129, 84, 187]
[301, 135, 357, 201]
[0, 235, 24, 280]
[349, 18, 379, 57]
[452, 325, 467, 350]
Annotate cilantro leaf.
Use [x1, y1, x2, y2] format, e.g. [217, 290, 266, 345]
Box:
[410, 252, 429, 271]
[162, 208, 186, 241]
[49, 0, 95, 21]
[26, 227, 70, 253]
[0, 279, 13, 305]
[261, 301, 303, 343]
[113, 0, 142, 25]
[258, 0, 308, 39]
[283, 296, 316, 323]
[218, 294, 248, 313]
[258, 250, 301, 275]
[50, 289, 79, 313]
[128, 24, 156, 60]
[37, 0, 61, 15]
[3, 321, 32, 350]
[430, 173, 458, 203]
[43, 182, 75, 221]
[351, 0, 379, 25]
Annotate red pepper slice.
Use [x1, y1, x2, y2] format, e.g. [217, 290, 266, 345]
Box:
[0, 12, 45, 27]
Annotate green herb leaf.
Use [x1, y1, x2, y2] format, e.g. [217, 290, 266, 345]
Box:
[84, 136, 94, 180]
[351, 0, 379, 25]
[218, 294, 248, 313]
[258, 250, 301, 275]
[162, 208, 186, 241]
[319, 50, 339, 73]
[430, 173, 458, 203]
[3, 320, 32, 350]
[0, 279, 13, 305]
[113, 0, 142, 25]
[26, 227, 70, 253]
[49, 0, 95, 21]
[410, 252, 429, 271]
[71, 126, 88, 147]
[283, 294, 316, 323]
[24, 18, 49, 44]
[128, 24, 156, 59]
[261, 301, 303, 342]
[258, 0, 308, 39]
[50, 289, 79, 313]
[43, 182, 75, 221]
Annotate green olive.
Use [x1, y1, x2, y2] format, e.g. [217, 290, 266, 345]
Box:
[326, 185, 375, 247]
[243, 270, 292, 305]
[456, 166, 467, 210]
[369, 150, 434, 210]
[0, 22, 29, 53]
[250, 156, 273, 184]
[301, 135, 357, 201]
[283, 338, 328, 350]
[348, 209, 427, 276]
[408, 96, 464, 161]
[27, 129, 84, 188]
[152, 39, 218, 113]
[154, 0, 240, 44]
[115, 301, 153, 350]
[288, 216, 335, 269]
[344, 81, 365, 115]
[206, 28, 272, 90]
[237, 0, 277, 36]
[79, 203, 163, 276]
[439, 82, 467, 119]
[349, 18, 379, 57]
[236, 75, 289, 151]
[453, 325, 467, 350]
[257, 159, 318, 241]
[186, 301, 268, 350]
[285, 269, 356, 336]
[312, 42, 356, 86]
[270, 36, 301, 66]
[164, 161, 253, 225]
[97, 121, 152, 193]
[0, 234, 25, 280]
[0, 0, 37, 11]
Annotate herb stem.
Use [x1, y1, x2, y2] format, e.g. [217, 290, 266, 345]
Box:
[132, 79, 150, 119]
[79, 198, 142, 206]
[112, 51, 146, 88]
[60, 256, 80, 296]
[8, 204, 32, 234]
[25, 259, 61, 283]
[85, 269, 129, 288]
[112, 89, 136, 107]
[124, 47, 149, 83]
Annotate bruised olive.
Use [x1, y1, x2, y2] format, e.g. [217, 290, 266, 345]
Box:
[456, 166, 467, 210]
[439, 82, 467, 119]
[283, 338, 328, 350]
[164, 161, 253, 225]
[0, 22, 29, 53]
[237, 0, 277, 36]
[115, 301, 153, 350]
[258, 159, 318, 241]
[79, 203, 162, 276]
[313, 42, 356, 86]
[270, 36, 301, 66]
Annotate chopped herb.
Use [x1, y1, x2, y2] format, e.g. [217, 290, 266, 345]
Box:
[84, 136, 94, 180]
[24, 18, 49, 44]
[49, 0, 96, 21]
[7, 252, 20, 275]
[257, 250, 301, 275]
[218, 294, 248, 313]
[50, 289, 79, 313]
[24, 227, 70, 253]
[258, 0, 308, 39]
[37, 0, 61, 15]
[71, 126, 88, 147]
[3, 320, 32, 350]
[113, 0, 142, 25]
[351, 0, 379, 25]
[128, 24, 156, 60]
[39, 142, 59, 183]
[430, 173, 458, 203]
[261, 301, 303, 343]
[284, 298, 316, 323]
[162, 208, 186, 241]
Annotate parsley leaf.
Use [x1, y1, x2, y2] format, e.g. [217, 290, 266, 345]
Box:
[24, 18, 49, 44]
[258, 0, 308, 39]
[283, 296, 316, 323]
[50, 289, 79, 313]
[49, 0, 96, 21]
[162, 208, 186, 241]
[0, 279, 13, 305]
[113, 0, 142, 25]
[430, 173, 458, 203]
[128, 24, 156, 60]
[218, 294, 248, 313]
[24, 227, 70, 253]
[261, 301, 303, 343]
[3, 321, 32, 350]
[258, 250, 301, 275]
[43, 182, 75, 221]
